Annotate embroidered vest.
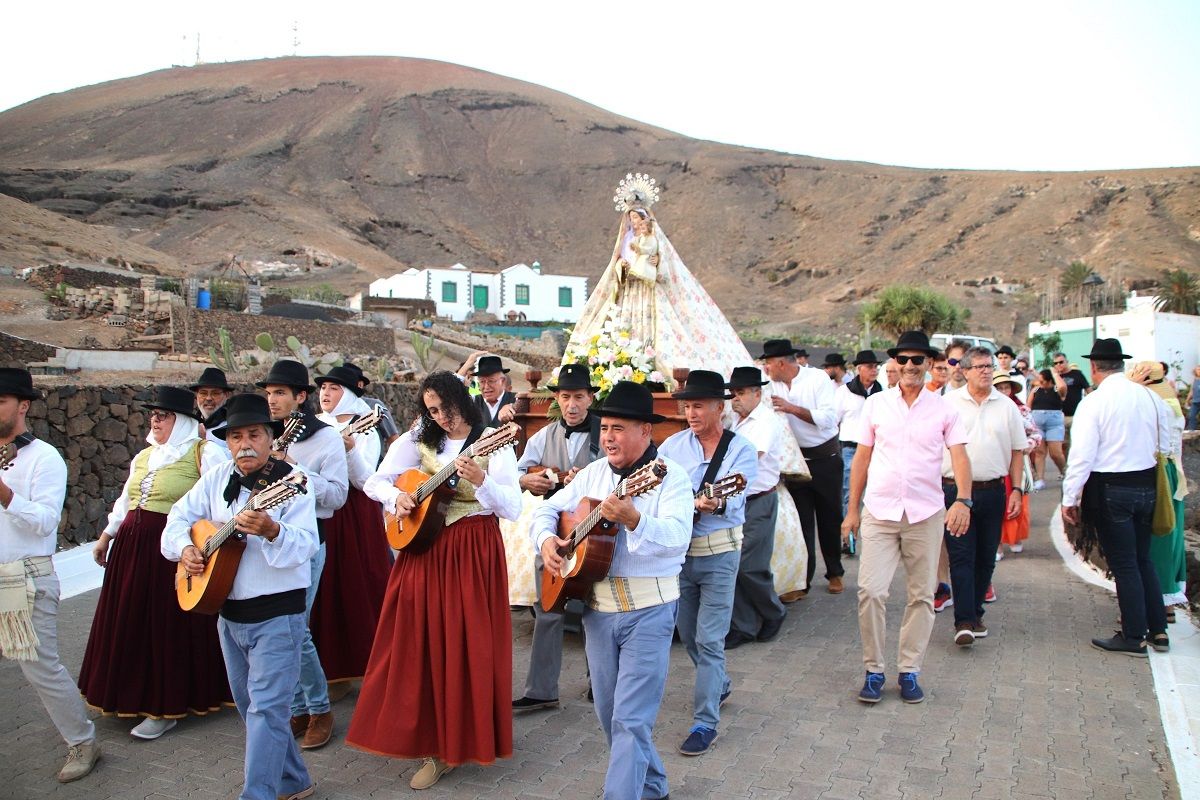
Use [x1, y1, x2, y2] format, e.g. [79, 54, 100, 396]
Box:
[416, 442, 491, 528]
[127, 440, 204, 514]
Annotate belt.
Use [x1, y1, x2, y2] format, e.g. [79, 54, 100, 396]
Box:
[748, 490, 774, 502]
[839, 441, 858, 450]
[800, 435, 840, 460]
[943, 478, 1006, 490]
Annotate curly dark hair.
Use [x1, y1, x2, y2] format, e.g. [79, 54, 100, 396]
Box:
[416, 370, 482, 452]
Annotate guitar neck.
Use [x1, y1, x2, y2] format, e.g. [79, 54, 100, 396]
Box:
[200, 498, 255, 558]
[569, 476, 632, 547]
[410, 438, 488, 504]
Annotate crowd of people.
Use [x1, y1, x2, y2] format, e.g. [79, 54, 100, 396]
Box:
[0, 327, 1189, 800]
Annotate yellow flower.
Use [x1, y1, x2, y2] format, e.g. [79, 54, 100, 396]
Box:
[632, 372, 646, 384]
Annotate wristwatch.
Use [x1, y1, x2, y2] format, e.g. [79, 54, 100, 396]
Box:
[1012, 487, 1024, 496]
[954, 497, 974, 509]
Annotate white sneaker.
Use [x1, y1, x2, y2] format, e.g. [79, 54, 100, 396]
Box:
[1009, 543, 1023, 554]
[1032, 479, 1046, 491]
[130, 717, 177, 740]
[995, 551, 1003, 562]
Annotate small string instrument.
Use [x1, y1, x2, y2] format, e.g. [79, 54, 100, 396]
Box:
[384, 422, 520, 552]
[0, 442, 17, 471]
[337, 406, 383, 437]
[272, 411, 306, 453]
[696, 473, 748, 502]
[176, 471, 309, 614]
[540, 459, 668, 613]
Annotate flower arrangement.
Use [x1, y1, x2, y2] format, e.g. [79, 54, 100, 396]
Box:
[557, 307, 668, 401]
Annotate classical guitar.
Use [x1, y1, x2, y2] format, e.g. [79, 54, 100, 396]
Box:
[337, 406, 383, 437]
[272, 411, 306, 453]
[540, 459, 668, 613]
[176, 470, 309, 614]
[384, 422, 520, 552]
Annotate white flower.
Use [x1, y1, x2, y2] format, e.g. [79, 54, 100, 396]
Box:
[649, 370, 665, 383]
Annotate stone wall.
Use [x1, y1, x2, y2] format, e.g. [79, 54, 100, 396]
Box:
[0, 331, 57, 367]
[25, 263, 143, 291]
[423, 323, 564, 371]
[25, 381, 420, 549]
[177, 308, 395, 357]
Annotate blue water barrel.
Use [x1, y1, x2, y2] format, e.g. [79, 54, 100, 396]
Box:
[196, 289, 211, 309]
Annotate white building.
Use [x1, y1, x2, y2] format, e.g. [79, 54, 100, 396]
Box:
[367, 262, 588, 323]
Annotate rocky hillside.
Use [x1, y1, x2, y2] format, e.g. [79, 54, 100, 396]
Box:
[1, 56, 1198, 338]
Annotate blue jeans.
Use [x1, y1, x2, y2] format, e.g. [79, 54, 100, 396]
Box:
[943, 483, 1005, 625]
[1187, 402, 1200, 431]
[585, 601, 676, 800]
[676, 549, 738, 730]
[290, 542, 330, 716]
[218, 614, 312, 800]
[1095, 484, 1167, 640]
[840, 445, 856, 515]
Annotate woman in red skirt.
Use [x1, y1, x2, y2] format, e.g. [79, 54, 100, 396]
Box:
[78, 386, 232, 739]
[309, 366, 391, 690]
[353, 370, 521, 790]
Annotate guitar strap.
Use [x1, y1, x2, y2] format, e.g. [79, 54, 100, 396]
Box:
[700, 430, 735, 491]
[445, 425, 487, 492]
[10, 432, 36, 450]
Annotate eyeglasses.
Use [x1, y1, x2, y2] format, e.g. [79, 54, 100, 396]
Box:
[894, 355, 926, 366]
[148, 410, 175, 422]
[965, 364, 995, 372]
[947, 358, 960, 366]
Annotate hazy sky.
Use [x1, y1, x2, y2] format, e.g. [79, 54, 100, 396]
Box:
[5, 1, 1197, 171]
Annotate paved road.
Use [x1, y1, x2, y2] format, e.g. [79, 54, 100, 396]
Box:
[1, 490, 1179, 799]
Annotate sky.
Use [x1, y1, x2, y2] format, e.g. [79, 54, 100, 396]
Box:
[4, 1, 1198, 171]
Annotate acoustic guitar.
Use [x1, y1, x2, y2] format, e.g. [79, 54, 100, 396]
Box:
[696, 473, 748, 502]
[176, 470, 309, 614]
[540, 459, 668, 613]
[272, 411, 306, 453]
[384, 422, 521, 552]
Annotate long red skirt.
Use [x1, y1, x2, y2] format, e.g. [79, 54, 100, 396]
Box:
[1000, 477, 1031, 546]
[310, 487, 391, 682]
[346, 514, 512, 766]
[78, 509, 232, 718]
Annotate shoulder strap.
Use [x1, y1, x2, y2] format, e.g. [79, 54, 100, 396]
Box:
[459, 424, 487, 456]
[701, 430, 736, 489]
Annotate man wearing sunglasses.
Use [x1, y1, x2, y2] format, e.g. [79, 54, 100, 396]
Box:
[945, 341, 970, 392]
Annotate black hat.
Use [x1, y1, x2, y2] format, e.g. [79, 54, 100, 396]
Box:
[852, 350, 882, 366]
[343, 361, 370, 387]
[726, 366, 769, 389]
[995, 345, 1017, 357]
[822, 353, 847, 368]
[212, 394, 285, 440]
[256, 359, 316, 394]
[188, 367, 233, 392]
[887, 330, 941, 358]
[145, 386, 204, 422]
[597, 381, 666, 423]
[0, 368, 40, 401]
[548, 363, 598, 392]
[761, 339, 806, 359]
[473, 355, 509, 376]
[1083, 338, 1131, 361]
[671, 369, 732, 400]
[314, 366, 365, 397]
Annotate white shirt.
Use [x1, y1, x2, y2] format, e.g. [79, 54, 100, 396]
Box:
[1062, 373, 1174, 507]
[771, 367, 840, 448]
[288, 425, 349, 519]
[0, 438, 66, 563]
[318, 412, 382, 491]
[940, 387, 1027, 481]
[729, 403, 784, 494]
[365, 429, 522, 521]
[104, 440, 229, 536]
[160, 459, 319, 600]
[834, 381, 882, 444]
[530, 453, 694, 578]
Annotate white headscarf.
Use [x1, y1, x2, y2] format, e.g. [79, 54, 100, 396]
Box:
[317, 384, 372, 428]
[144, 414, 202, 470]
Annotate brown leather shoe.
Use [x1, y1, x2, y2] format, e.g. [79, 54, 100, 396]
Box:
[779, 589, 807, 603]
[290, 715, 309, 739]
[827, 576, 845, 594]
[410, 757, 453, 790]
[301, 711, 334, 750]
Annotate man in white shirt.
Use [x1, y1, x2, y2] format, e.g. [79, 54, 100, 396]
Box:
[835, 351, 884, 517]
[725, 366, 787, 648]
[940, 347, 1026, 647]
[762, 339, 846, 594]
[0, 367, 100, 784]
[1061, 339, 1173, 656]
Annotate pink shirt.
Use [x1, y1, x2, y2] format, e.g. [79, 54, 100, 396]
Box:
[858, 386, 968, 524]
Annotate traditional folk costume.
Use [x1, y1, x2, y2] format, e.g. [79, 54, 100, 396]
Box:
[78, 386, 232, 737]
[309, 367, 390, 685]
[1139, 362, 1189, 608]
[162, 393, 320, 800]
[350, 422, 522, 769]
[530, 381, 693, 800]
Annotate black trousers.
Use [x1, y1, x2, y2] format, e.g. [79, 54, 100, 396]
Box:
[786, 453, 845, 583]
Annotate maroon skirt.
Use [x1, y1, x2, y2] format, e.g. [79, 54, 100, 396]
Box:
[78, 509, 232, 718]
[310, 487, 391, 682]
[346, 514, 512, 765]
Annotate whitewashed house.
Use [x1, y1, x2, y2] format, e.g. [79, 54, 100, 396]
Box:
[367, 262, 588, 323]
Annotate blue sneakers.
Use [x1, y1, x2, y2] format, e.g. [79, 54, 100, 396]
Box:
[858, 672, 885, 704]
[898, 672, 925, 703]
[679, 725, 719, 756]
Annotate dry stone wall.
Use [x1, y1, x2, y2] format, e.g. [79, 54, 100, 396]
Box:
[0, 331, 58, 367]
[177, 308, 395, 357]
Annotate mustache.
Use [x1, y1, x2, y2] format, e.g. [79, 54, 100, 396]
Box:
[235, 448, 257, 459]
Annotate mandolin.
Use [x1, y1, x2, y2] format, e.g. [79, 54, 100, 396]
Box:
[176, 470, 309, 614]
[272, 411, 306, 454]
[384, 422, 521, 552]
[540, 459, 668, 613]
[0, 442, 16, 471]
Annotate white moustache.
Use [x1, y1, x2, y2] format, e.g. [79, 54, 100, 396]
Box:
[236, 448, 257, 459]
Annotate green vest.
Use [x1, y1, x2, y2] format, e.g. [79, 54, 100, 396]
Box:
[417, 440, 490, 528]
[127, 440, 204, 514]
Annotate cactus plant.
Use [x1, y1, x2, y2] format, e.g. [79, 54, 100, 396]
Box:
[255, 333, 275, 351]
[207, 327, 240, 374]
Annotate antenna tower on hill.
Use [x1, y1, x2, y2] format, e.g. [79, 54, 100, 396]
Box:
[292, 21, 300, 56]
[194, 32, 202, 66]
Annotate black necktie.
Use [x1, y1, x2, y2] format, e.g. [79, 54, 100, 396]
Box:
[223, 468, 260, 505]
[561, 414, 592, 436]
[610, 443, 658, 480]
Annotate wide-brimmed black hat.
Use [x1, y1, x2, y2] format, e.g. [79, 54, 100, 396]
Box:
[473, 355, 509, 376]
[256, 359, 316, 394]
[0, 368, 40, 400]
[822, 353, 847, 368]
[726, 366, 769, 389]
[212, 393, 285, 440]
[188, 367, 233, 392]
[314, 366, 365, 397]
[1083, 338, 1131, 361]
[598, 381, 666, 423]
[672, 369, 732, 400]
[145, 386, 204, 422]
[887, 330, 941, 358]
[852, 350, 882, 366]
[995, 345, 1017, 357]
[342, 361, 370, 387]
[548, 363, 598, 392]
[761, 339, 807, 359]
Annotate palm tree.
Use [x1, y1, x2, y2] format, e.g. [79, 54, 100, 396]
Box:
[863, 285, 969, 337]
[1059, 260, 1092, 295]
[1154, 269, 1200, 315]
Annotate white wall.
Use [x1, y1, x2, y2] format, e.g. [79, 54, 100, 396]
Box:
[495, 263, 588, 323]
[367, 262, 588, 322]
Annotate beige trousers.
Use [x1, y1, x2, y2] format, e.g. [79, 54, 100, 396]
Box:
[857, 509, 944, 674]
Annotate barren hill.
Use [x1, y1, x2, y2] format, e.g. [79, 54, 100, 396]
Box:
[1, 55, 1198, 339]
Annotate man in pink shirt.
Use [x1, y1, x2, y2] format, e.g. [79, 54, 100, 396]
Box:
[842, 330, 973, 704]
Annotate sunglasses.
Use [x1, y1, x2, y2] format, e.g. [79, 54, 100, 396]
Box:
[947, 358, 960, 367]
[1053, 360, 1066, 366]
[894, 355, 926, 366]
